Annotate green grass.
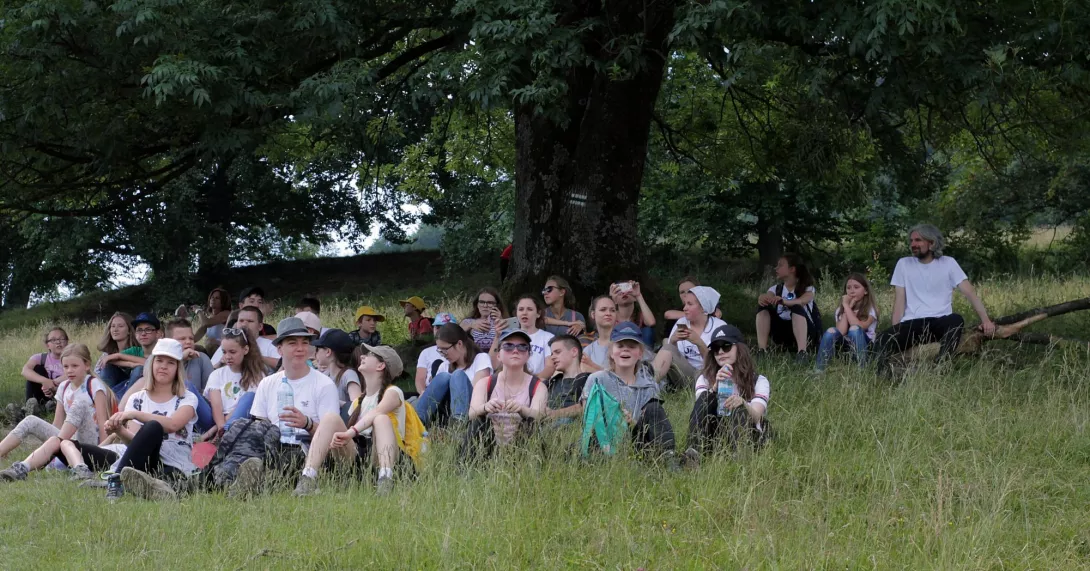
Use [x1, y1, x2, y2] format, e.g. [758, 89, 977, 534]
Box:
[1, 275, 1089, 569]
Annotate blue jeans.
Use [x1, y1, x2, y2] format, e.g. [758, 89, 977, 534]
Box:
[815, 326, 870, 372]
[185, 380, 214, 433]
[223, 391, 256, 432]
[414, 370, 473, 424]
[108, 366, 145, 399]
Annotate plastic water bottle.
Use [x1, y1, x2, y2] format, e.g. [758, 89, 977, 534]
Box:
[716, 366, 734, 417]
[276, 378, 296, 445]
[420, 431, 430, 455]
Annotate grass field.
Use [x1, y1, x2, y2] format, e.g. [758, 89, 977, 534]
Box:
[1, 275, 1089, 569]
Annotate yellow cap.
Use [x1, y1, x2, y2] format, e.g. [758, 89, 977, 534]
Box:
[398, 296, 426, 311]
[354, 306, 386, 323]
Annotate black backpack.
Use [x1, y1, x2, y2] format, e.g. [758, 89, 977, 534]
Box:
[775, 283, 823, 329]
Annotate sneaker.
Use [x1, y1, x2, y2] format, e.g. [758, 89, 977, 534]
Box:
[120, 467, 177, 501]
[23, 398, 39, 418]
[293, 474, 319, 497]
[662, 451, 681, 473]
[229, 458, 264, 499]
[105, 474, 124, 502]
[4, 403, 21, 424]
[0, 462, 29, 481]
[44, 400, 57, 414]
[375, 475, 394, 496]
[682, 447, 702, 470]
[69, 464, 94, 481]
[794, 352, 810, 366]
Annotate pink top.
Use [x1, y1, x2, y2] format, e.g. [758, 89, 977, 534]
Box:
[489, 375, 535, 407]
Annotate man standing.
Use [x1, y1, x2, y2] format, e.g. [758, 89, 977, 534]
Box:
[874, 224, 996, 376]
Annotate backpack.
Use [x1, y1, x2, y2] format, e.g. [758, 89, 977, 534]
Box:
[388, 399, 427, 470]
[580, 382, 628, 456]
[200, 417, 281, 489]
[775, 283, 823, 329]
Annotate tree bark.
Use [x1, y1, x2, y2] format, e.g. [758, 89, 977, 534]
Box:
[505, 2, 677, 303]
[957, 297, 1090, 353]
[196, 158, 235, 289]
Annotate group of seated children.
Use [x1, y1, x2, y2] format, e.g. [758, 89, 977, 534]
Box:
[2, 225, 997, 499]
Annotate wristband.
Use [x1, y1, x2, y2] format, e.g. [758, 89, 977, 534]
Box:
[349, 426, 359, 437]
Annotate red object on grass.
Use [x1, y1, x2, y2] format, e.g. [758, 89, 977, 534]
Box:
[192, 441, 217, 469]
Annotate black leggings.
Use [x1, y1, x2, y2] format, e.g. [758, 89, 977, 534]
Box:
[115, 420, 177, 477]
[632, 400, 676, 457]
[56, 442, 119, 471]
[687, 392, 767, 455]
[874, 314, 965, 375]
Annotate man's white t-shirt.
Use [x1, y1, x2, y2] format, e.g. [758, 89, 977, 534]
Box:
[210, 336, 279, 366]
[204, 368, 248, 417]
[526, 329, 555, 375]
[250, 368, 339, 443]
[767, 284, 817, 320]
[890, 256, 968, 321]
[668, 316, 727, 370]
[416, 345, 447, 387]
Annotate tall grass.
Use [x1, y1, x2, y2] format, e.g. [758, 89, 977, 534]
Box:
[1, 278, 1088, 569]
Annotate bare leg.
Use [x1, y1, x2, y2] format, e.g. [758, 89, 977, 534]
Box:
[791, 314, 809, 352]
[303, 413, 357, 473]
[371, 414, 400, 470]
[755, 311, 772, 349]
[59, 440, 84, 467]
[22, 436, 63, 471]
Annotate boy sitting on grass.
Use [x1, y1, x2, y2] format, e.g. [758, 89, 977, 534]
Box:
[350, 306, 385, 346]
[399, 296, 433, 345]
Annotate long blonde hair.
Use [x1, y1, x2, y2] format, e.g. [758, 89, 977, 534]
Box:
[97, 312, 134, 354]
[144, 355, 187, 398]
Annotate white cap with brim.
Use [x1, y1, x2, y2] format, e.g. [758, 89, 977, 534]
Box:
[273, 316, 317, 345]
[150, 338, 184, 361]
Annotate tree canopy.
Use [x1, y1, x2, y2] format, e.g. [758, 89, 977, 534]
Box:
[2, 0, 1089, 308]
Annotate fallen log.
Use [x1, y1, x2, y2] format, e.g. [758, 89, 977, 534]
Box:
[957, 297, 1090, 354]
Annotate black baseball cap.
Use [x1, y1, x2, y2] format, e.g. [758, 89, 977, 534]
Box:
[709, 324, 744, 347]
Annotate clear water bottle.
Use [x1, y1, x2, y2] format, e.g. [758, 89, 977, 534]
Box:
[716, 366, 734, 417]
[276, 378, 296, 445]
[420, 431, 430, 455]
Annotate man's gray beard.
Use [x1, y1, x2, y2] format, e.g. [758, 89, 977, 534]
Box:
[914, 250, 931, 260]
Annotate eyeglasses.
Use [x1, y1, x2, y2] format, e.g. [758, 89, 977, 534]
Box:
[436, 342, 454, 355]
[477, 300, 497, 307]
[135, 327, 158, 335]
[46, 338, 68, 344]
[222, 327, 247, 341]
[501, 342, 530, 354]
[541, 286, 556, 295]
[712, 343, 734, 354]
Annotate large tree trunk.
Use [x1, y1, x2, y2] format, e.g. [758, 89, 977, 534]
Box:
[196, 158, 235, 289]
[506, 2, 677, 303]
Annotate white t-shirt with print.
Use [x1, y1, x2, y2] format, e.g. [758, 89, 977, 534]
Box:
[349, 386, 406, 439]
[416, 345, 447, 387]
[768, 284, 817, 320]
[668, 316, 727, 370]
[204, 368, 249, 417]
[525, 329, 555, 375]
[210, 336, 280, 367]
[57, 376, 108, 445]
[834, 306, 879, 340]
[250, 368, 339, 443]
[890, 256, 969, 321]
[124, 389, 200, 473]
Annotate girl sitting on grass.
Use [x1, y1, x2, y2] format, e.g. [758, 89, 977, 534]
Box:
[461, 287, 508, 352]
[100, 339, 198, 502]
[201, 327, 266, 441]
[542, 275, 587, 336]
[414, 324, 493, 425]
[19, 326, 69, 413]
[491, 295, 555, 377]
[581, 295, 618, 372]
[0, 344, 112, 482]
[193, 287, 233, 351]
[815, 273, 879, 372]
[684, 324, 771, 468]
[460, 329, 549, 463]
[94, 312, 136, 389]
[312, 329, 363, 422]
[294, 345, 406, 496]
[610, 280, 656, 346]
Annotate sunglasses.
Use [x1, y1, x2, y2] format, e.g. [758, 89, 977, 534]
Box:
[222, 327, 248, 341]
[711, 342, 734, 354]
[501, 342, 530, 354]
[541, 286, 557, 295]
